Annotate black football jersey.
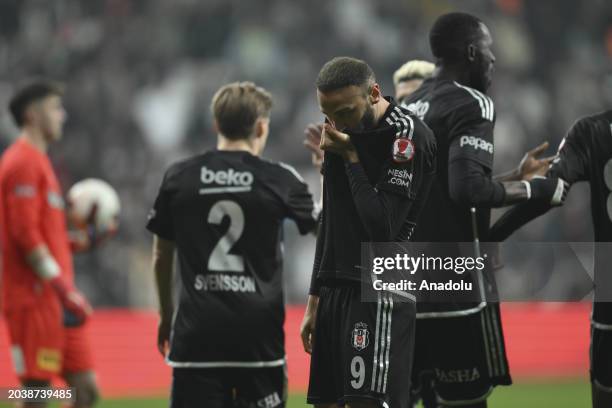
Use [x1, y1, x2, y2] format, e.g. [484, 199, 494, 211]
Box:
[313, 100, 437, 285]
[549, 111, 612, 242]
[402, 78, 496, 315]
[548, 110, 612, 324]
[146, 150, 316, 365]
[402, 78, 496, 242]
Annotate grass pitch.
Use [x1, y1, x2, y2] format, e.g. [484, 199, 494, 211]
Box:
[0, 379, 591, 407]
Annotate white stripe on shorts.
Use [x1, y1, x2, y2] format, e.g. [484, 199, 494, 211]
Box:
[376, 294, 390, 393]
[371, 292, 383, 391]
[382, 294, 393, 393]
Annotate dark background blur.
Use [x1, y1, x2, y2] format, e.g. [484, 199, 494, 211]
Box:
[0, 0, 610, 306]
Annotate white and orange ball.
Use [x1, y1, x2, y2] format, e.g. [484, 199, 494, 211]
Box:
[67, 178, 120, 233]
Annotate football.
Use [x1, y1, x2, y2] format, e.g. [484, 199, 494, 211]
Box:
[67, 178, 121, 233]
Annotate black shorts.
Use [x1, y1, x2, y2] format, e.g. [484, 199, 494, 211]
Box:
[170, 366, 287, 408]
[411, 304, 512, 406]
[591, 323, 612, 392]
[307, 284, 416, 408]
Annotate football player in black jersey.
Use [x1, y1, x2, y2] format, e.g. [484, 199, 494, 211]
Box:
[393, 60, 435, 103]
[400, 12, 569, 407]
[490, 110, 612, 408]
[301, 56, 437, 408]
[146, 82, 318, 408]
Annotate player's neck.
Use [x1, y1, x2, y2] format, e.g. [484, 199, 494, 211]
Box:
[374, 97, 390, 125]
[217, 137, 258, 156]
[20, 127, 49, 153]
[433, 65, 471, 87]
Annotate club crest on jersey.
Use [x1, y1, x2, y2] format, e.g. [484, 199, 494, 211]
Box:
[351, 322, 370, 351]
[393, 138, 415, 162]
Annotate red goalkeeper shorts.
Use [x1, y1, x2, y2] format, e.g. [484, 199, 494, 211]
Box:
[4, 302, 94, 381]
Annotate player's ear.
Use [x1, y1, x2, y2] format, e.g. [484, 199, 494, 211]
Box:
[368, 83, 381, 104]
[254, 117, 270, 139]
[467, 44, 477, 62]
[23, 104, 37, 126]
[212, 119, 220, 135]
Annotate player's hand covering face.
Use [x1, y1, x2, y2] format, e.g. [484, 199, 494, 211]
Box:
[317, 85, 378, 132]
[319, 124, 356, 158]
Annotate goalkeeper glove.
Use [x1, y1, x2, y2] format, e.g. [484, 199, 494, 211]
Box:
[49, 276, 92, 326]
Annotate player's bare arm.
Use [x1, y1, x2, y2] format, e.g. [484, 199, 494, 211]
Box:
[449, 156, 568, 208]
[490, 114, 606, 241]
[26, 245, 92, 324]
[486, 141, 557, 206]
[152, 234, 175, 357]
[300, 294, 319, 354]
[494, 141, 555, 182]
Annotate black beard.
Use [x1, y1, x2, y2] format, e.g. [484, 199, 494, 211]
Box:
[343, 104, 376, 132]
[357, 104, 376, 131]
[469, 56, 490, 93]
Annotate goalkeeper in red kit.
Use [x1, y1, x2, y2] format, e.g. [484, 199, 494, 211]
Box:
[0, 82, 99, 407]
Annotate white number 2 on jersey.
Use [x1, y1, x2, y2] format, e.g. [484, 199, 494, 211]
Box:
[207, 200, 245, 272]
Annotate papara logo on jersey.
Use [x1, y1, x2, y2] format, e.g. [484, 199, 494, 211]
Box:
[351, 322, 370, 351]
[403, 100, 430, 120]
[199, 167, 254, 195]
[393, 138, 415, 163]
[459, 135, 493, 154]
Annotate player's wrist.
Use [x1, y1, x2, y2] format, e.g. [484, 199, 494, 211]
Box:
[29, 251, 61, 280]
[521, 180, 532, 200]
[529, 177, 568, 205]
[306, 294, 319, 313]
[159, 309, 174, 322]
[342, 149, 359, 163]
[49, 275, 70, 297]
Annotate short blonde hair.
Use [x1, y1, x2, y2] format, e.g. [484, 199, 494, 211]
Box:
[211, 81, 273, 140]
[393, 60, 435, 86]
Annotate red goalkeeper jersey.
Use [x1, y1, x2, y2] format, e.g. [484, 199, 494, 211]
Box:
[0, 137, 74, 312]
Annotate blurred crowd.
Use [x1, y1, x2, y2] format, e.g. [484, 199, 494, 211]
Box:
[0, 0, 610, 306]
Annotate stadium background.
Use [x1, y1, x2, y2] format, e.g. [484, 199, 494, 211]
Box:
[0, 0, 610, 406]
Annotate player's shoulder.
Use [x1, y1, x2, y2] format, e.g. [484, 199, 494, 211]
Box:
[392, 104, 436, 146]
[404, 79, 494, 123]
[386, 103, 423, 135]
[0, 140, 45, 178]
[567, 111, 612, 139]
[444, 81, 495, 122]
[256, 157, 306, 184]
[387, 103, 436, 165]
[580, 110, 612, 130]
[165, 153, 205, 177]
[556, 112, 612, 158]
